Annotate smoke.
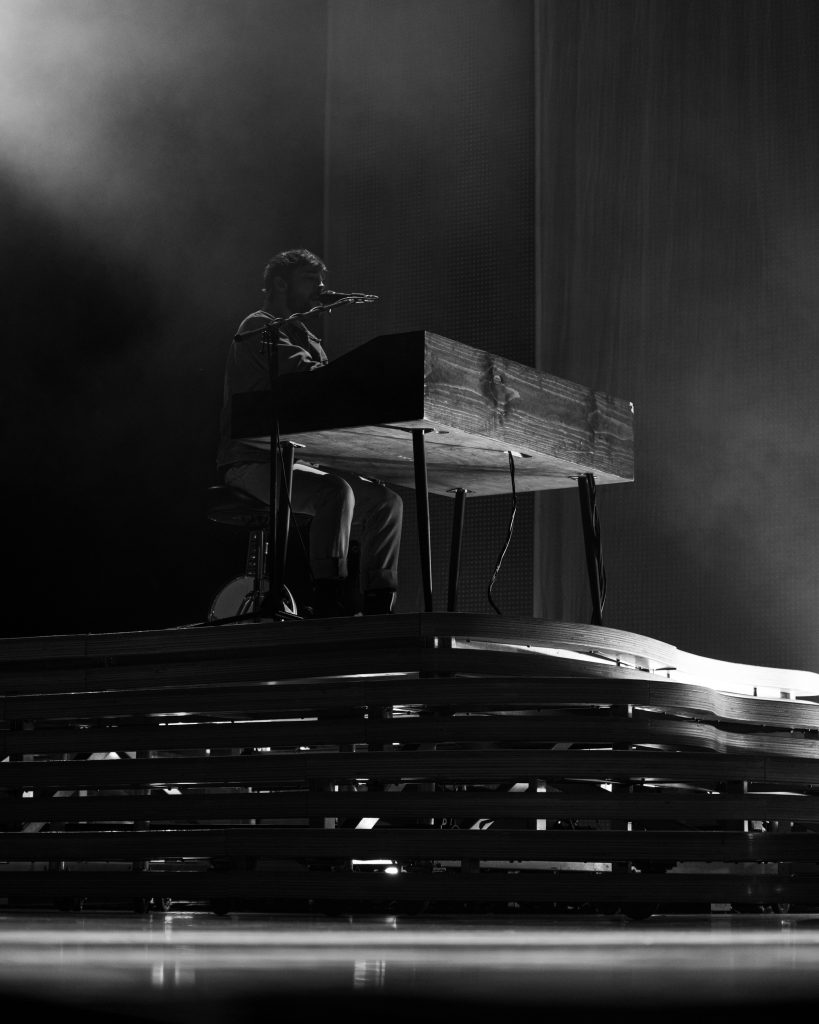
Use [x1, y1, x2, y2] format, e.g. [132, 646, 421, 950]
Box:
[0, 1, 329, 635]
[0, 3, 193, 251]
[0, 0, 326, 311]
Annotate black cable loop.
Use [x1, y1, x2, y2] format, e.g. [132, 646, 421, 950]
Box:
[588, 476, 607, 616]
[487, 451, 517, 615]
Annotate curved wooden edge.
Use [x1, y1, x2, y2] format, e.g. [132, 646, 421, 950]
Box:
[673, 648, 819, 697]
[1, 617, 817, 742]
[435, 616, 819, 698]
[2, 615, 817, 704]
[421, 615, 679, 668]
[0, 615, 677, 668]
[6, 666, 819, 732]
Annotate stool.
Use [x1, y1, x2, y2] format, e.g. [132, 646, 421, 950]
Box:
[205, 484, 298, 621]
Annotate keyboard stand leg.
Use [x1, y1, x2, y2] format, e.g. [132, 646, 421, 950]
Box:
[577, 472, 605, 626]
[447, 487, 468, 612]
[274, 441, 297, 599]
[411, 428, 434, 613]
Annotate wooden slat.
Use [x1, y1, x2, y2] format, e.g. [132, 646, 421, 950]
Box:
[0, 650, 425, 696]
[422, 615, 678, 668]
[0, 635, 90, 663]
[0, 616, 423, 665]
[0, 869, 816, 905]
[0, 646, 653, 697]
[0, 615, 680, 681]
[0, 614, 673, 669]
[3, 713, 819, 760]
[3, 615, 817, 706]
[4, 790, 819, 824]
[2, 827, 819, 863]
[5, 749, 819, 789]
[5, 675, 819, 733]
[673, 648, 819, 698]
[2, 675, 635, 721]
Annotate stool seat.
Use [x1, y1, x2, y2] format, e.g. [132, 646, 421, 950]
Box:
[206, 485, 269, 529]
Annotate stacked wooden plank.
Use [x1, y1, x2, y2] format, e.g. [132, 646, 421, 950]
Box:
[1, 614, 818, 915]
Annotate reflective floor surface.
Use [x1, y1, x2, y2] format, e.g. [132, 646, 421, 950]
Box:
[2, 910, 819, 1021]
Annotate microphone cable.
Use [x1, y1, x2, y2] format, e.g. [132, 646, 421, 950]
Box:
[487, 451, 517, 615]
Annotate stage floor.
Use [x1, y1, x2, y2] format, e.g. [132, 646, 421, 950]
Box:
[1, 911, 819, 1020]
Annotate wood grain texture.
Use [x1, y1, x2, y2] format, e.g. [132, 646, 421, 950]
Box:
[232, 332, 635, 495]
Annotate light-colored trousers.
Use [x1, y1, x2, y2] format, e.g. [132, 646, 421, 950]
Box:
[224, 461, 402, 592]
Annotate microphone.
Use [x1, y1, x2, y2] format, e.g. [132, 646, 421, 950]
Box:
[318, 288, 379, 304]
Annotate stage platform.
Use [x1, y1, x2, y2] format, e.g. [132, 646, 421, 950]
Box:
[1, 613, 819, 917]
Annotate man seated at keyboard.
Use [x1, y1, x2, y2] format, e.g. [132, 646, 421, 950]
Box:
[217, 248, 402, 618]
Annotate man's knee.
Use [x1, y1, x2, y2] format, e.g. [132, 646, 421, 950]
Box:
[371, 485, 402, 529]
[316, 474, 355, 514]
[384, 487, 403, 525]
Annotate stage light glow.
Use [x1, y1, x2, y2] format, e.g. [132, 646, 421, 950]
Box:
[0, 2, 171, 219]
[0, 0, 269, 289]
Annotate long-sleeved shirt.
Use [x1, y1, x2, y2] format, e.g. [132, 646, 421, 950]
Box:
[216, 310, 328, 471]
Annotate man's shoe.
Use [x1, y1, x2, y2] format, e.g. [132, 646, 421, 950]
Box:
[362, 589, 396, 615]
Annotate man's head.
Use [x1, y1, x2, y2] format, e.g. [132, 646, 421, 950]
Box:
[262, 249, 327, 315]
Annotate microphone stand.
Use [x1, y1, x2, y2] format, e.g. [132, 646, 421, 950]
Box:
[234, 294, 372, 620]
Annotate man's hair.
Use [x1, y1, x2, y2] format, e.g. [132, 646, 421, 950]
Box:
[262, 249, 326, 293]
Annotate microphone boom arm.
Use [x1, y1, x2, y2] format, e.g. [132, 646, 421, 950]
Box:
[235, 294, 378, 342]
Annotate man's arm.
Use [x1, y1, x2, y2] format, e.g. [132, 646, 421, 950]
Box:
[236, 315, 326, 378]
[276, 330, 326, 374]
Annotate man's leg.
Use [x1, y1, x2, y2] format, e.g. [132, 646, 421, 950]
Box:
[345, 475, 403, 613]
[290, 465, 355, 616]
[224, 462, 355, 616]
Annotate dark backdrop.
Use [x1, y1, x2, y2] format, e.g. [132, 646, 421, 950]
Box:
[0, 0, 327, 636]
[535, 0, 819, 670]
